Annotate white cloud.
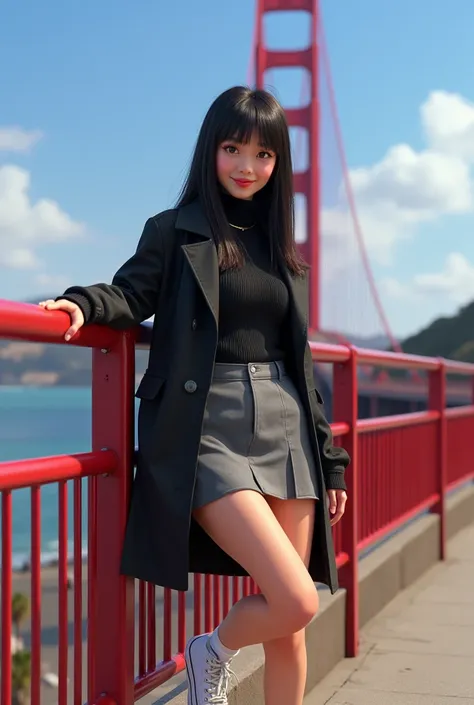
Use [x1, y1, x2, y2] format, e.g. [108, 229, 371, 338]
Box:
[2, 248, 40, 270]
[382, 252, 474, 306]
[0, 126, 43, 153]
[350, 145, 472, 217]
[35, 273, 70, 291]
[414, 252, 474, 303]
[422, 91, 474, 162]
[322, 89, 474, 273]
[379, 253, 474, 337]
[0, 164, 84, 271]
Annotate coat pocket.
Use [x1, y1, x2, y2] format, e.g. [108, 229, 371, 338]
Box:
[307, 379, 324, 405]
[135, 373, 165, 400]
[314, 388, 324, 404]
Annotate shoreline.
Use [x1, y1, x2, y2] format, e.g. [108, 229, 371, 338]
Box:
[12, 552, 88, 576]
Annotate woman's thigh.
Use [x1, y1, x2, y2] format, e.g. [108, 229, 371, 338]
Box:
[265, 496, 316, 568]
[193, 491, 316, 608]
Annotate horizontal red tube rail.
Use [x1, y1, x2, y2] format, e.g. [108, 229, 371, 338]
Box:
[308, 340, 350, 362]
[0, 298, 121, 349]
[445, 405, 474, 419]
[134, 657, 185, 701]
[357, 410, 439, 433]
[0, 450, 117, 490]
[443, 360, 474, 375]
[354, 345, 440, 370]
[308, 340, 474, 375]
[330, 421, 349, 438]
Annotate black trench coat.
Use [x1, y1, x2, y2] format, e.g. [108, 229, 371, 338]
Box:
[62, 200, 350, 594]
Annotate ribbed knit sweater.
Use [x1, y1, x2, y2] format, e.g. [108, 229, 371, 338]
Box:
[216, 194, 289, 363]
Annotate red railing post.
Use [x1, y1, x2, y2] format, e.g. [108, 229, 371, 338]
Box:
[428, 360, 447, 560]
[332, 346, 359, 657]
[88, 331, 136, 705]
[1, 492, 13, 705]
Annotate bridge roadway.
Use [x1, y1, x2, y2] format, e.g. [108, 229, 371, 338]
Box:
[305, 523, 474, 705]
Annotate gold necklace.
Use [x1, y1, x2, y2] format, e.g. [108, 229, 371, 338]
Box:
[229, 222, 256, 231]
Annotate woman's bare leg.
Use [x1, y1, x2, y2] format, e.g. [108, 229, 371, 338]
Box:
[262, 496, 316, 705]
[193, 490, 319, 650]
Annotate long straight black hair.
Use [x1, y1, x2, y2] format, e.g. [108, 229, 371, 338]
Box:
[176, 86, 307, 275]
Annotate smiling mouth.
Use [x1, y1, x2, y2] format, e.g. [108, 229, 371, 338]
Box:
[232, 178, 255, 186]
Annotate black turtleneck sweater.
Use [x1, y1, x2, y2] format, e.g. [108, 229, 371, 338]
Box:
[216, 194, 290, 364]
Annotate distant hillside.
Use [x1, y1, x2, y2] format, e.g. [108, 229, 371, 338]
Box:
[0, 297, 149, 386]
[0, 339, 150, 387]
[402, 301, 474, 362]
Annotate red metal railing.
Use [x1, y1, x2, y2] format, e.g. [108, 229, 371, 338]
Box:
[1, 299, 474, 704]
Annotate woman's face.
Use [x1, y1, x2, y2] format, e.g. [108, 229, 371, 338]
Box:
[216, 132, 277, 200]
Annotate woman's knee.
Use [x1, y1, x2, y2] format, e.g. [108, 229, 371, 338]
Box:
[288, 584, 319, 631]
[271, 580, 319, 634]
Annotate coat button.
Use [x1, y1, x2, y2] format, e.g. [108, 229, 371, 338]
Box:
[192, 319, 197, 331]
[184, 380, 197, 394]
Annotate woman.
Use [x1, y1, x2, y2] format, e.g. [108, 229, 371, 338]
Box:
[39, 86, 349, 705]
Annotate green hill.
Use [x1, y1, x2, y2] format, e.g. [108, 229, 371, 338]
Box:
[402, 301, 474, 362]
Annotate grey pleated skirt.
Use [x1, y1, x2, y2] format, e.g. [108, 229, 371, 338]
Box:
[193, 361, 319, 509]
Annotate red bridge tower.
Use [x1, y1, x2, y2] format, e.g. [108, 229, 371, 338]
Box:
[255, 0, 320, 331]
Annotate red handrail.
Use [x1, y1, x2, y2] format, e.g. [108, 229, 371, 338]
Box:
[0, 451, 117, 490]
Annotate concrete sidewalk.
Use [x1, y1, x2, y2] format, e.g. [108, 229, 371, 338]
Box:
[305, 524, 474, 705]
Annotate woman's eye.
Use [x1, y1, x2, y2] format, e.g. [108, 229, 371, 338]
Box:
[224, 145, 238, 154]
[258, 151, 273, 159]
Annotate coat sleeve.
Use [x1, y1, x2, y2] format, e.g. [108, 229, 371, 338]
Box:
[58, 216, 164, 330]
[306, 344, 350, 492]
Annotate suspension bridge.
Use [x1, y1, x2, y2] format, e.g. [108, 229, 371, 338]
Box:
[0, 1, 474, 704]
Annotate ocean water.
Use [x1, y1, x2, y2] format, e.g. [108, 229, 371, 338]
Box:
[0, 386, 137, 569]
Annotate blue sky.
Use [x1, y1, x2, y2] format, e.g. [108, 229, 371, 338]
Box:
[2, 0, 474, 340]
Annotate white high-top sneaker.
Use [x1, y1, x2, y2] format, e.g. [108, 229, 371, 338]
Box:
[185, 634, 235, 705]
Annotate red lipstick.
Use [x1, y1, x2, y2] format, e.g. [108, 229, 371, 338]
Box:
[232, 178, 255, 188]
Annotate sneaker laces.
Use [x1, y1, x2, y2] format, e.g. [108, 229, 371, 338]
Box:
[205, 654, 237, 704]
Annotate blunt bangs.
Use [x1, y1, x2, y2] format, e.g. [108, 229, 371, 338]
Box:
[214, 90, 289, 156]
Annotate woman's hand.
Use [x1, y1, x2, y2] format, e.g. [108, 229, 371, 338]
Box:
[327, 489, 347, 526]
[38, 299, 85, 341]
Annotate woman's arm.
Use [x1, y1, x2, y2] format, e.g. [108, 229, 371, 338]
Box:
[311, 395, 350, 491]
[59, 215, 165, 330]
[305, 344, 350, 491]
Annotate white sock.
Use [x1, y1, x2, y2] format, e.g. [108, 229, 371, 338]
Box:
[208, 627, 239, 663]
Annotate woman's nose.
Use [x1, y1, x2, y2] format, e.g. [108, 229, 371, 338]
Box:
[239, 163, 253, 175]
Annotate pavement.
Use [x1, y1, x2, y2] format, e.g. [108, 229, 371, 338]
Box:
[304, 523, 474, 705]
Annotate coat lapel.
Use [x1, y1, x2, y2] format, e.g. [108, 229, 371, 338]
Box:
[182, 239, 219, 325]
[176, 200, 219, 325]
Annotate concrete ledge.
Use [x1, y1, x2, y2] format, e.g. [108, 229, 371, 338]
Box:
[304, 589, 346, 694]
[156, 482, 474, 705]
[446, 482, 474, 538]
